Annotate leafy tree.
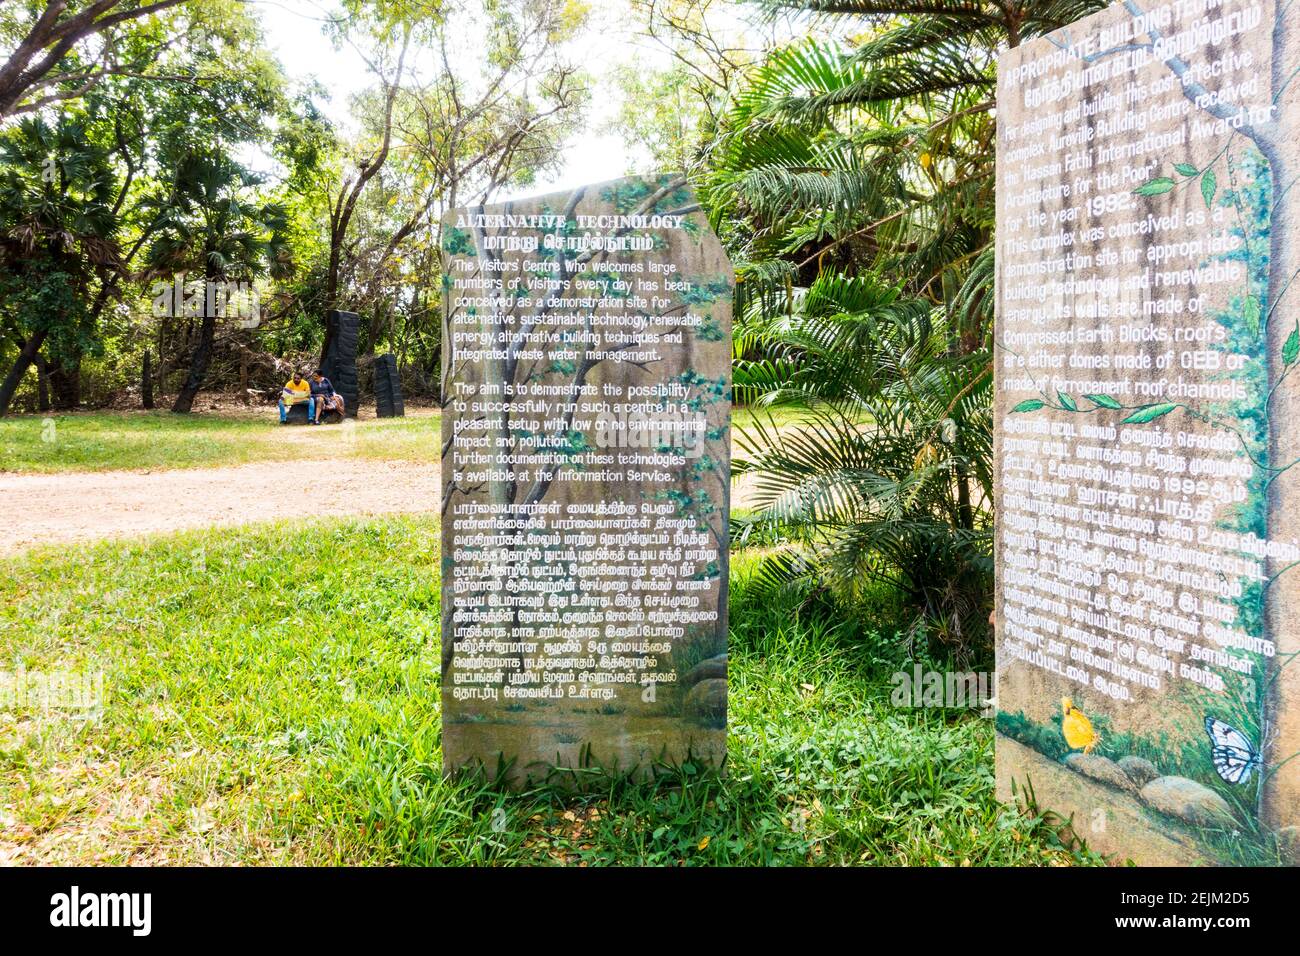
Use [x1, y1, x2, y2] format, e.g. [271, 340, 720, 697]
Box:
[735, 272, 992, 660]
[310, 0, 587, 374]
[0, 115, 122, 416]
[696, 0, 1110, 656]
[0, 0, 301, 412]
[631, 0, 760, 130]
[142, 151, 290, 412]
[605, 63, 706, 173]
[0, 0, 193, 118]
[0, 0, 587, 412]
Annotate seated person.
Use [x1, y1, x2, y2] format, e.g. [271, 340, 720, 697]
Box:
[278, 370, 314, 423]
[309, 369, 345, 423]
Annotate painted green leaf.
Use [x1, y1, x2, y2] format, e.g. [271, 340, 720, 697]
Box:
[1121, 402, 1179, 424]
[1174, 163, 1199, 176]
[1084, 393, 1123, 409]
[1201, 168, 1218, 209]
[1011, 399, 1045, 413]
[1285, 323, 1300, 367]
[1133, 177, 1176, 196]
[1244, 295, 1261, 336]
[1057, 391, 1077, 411]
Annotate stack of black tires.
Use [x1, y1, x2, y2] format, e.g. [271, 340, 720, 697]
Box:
[322, 310, 360, 418]
[374, 352, 405, 418]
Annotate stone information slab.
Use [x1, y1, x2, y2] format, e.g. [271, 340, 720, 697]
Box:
[996, 0, 1298, 864]
[440, 175, 732, 786]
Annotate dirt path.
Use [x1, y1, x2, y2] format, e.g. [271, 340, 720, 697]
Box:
[1, 415, 777, 556]
[0, 458, 440, 556]
[2, 460, 767, 556]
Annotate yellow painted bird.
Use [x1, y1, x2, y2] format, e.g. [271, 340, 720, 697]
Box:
[1061, 697, 1101, 754]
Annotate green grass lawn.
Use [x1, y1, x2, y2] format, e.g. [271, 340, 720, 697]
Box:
[1, 406, 801, 475]
[730, 404, 811, 432]
[0, 515, 1100, 865]
[0, 410, 442, 473]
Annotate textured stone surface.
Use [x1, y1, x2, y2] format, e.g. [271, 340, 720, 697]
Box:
[683, 654, 727, 687]
[997, 739, 1205, 866]
[1278, 826, 1300, 864]
[1118, 756, 1160, 788]
[441, 175, 733, 786]
[1139, 777, 1235, 828]
[1065, 753, 1136, 792]
[995, 0, 1299, 864]
[684, 679, 727, 724]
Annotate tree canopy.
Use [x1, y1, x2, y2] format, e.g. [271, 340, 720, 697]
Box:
[0, 0, 589, 414]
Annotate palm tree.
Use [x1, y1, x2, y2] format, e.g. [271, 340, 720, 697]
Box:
[0, 116, 122, 417]
[142, 151, 290, 413]
[711, 0, 1109, 326]
[734, 271, 993, 659]
[705, 1, 1109, 657]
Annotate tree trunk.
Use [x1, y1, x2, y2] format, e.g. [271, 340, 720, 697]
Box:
[34, 354, 50, 412]
[172, 312, 216, 413]
[47, 354, 80, 410]
[142, 350, 154, 409]
[0, 329, 47, 417]
[956, 470, 974, 531]
[157, 322, 168, 399]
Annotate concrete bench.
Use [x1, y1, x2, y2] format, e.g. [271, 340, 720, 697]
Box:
[281, 401, 343, 425]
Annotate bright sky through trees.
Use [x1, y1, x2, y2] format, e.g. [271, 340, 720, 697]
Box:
[254, 0, 785, 198]
[256, 0, 637, 194]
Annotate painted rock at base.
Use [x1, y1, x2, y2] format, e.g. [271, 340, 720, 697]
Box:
[685, 678, 727, 723]
[683, 654, 727, 687]
[1117, 756, 1160, 788]
[1065, 753, 1135, 792]
[1139, 776, 1235, 827]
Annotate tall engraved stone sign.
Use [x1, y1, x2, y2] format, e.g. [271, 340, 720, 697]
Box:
[996, 0, 1299, 864]
[441, 175, 732, 786]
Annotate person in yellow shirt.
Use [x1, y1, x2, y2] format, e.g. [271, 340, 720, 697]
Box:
[278, 370, 314, 423]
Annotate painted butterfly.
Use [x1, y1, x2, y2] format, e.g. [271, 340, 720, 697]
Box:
[1204, 716, 1261, 785]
